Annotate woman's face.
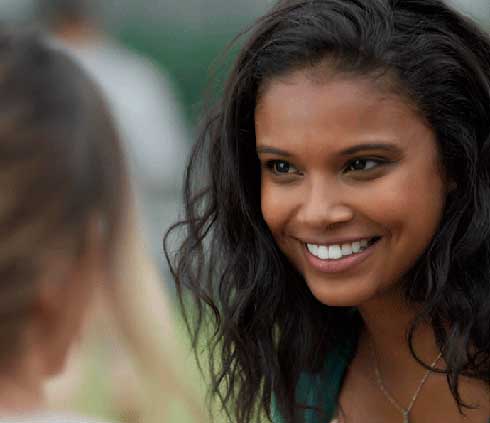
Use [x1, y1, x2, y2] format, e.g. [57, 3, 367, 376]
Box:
[255, 70, 448, 306]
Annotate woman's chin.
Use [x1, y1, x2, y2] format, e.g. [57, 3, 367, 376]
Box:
[305, 277, 386, 308]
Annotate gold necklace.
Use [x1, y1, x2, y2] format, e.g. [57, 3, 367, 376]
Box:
[370, 341, 442, 423]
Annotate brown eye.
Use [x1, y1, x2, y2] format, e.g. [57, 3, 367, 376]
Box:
[345, 159, 380, 172]
[267, 160, 299, 174]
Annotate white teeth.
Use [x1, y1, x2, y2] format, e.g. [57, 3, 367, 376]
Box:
[328, 245, 342, 259]
[307, 244, 319, 256]
[306, 238, 375, 261]
[341, 244, 353, 256]
[318, 245, 329, 260]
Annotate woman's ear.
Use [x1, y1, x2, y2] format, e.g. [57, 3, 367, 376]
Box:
[31, 217, 106, 377]
[27, 249, 77, 377]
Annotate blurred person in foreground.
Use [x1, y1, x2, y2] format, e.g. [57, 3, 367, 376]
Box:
[0, 28, 205, 423]
[38, 0, 190, 279]
[0, 27, 127, 422]
[34, 3, 206, 421]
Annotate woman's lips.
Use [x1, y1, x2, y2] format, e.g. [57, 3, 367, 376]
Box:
[303, 238, 380, 274]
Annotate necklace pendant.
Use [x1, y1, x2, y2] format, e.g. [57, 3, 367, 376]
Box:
[403, 411, 409, 423]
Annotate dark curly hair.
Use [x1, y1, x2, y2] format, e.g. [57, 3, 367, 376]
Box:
[165, 1, 490, 422]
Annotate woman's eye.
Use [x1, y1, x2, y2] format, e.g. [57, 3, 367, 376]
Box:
[345, 159, 380, 172]
[267, 160, 299, 175]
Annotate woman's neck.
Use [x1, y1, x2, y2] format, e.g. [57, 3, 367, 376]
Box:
[356, 288, 442, 383]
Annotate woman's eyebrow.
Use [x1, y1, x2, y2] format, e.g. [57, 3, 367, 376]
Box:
[256, 145, 291, 156]
[338, 143, 402, 156]
[257, 143, 402, 157]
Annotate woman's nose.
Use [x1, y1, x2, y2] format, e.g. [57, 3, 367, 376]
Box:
[296, 178, 354, 230]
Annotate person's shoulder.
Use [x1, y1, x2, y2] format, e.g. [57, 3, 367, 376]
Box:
[271, 340, 355, 423]
[272, 315, 360, 422]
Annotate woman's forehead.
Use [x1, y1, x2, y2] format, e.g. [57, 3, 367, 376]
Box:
[255, 71, 432, 154]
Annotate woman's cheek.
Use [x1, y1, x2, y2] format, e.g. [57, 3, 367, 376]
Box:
[261, 181, 284, 235]
[261, 179, 302, 236]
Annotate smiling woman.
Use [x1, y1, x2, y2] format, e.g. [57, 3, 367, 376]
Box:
[256, 75, 447, 307]
[166, 1, 490, 423]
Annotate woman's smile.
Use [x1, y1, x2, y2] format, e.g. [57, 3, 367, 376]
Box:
[302, 236, 382, 273]
[255, 71, 448, 307]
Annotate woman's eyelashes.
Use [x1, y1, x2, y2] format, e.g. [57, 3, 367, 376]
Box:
[343, 158, 388, 174]
[262, 157, 391, 178]
[264, 159, 302, 176]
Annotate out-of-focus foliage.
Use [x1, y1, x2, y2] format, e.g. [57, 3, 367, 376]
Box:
[115, 0, 489, 125]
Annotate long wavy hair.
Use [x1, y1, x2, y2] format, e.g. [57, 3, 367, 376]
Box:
[165, 1, 490, 422]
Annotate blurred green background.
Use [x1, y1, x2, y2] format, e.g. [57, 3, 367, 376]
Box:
[1, 0, 489, 129]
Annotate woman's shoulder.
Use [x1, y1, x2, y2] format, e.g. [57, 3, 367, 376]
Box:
[299, 335, 356, 416]
[273, 332, 357, 423]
